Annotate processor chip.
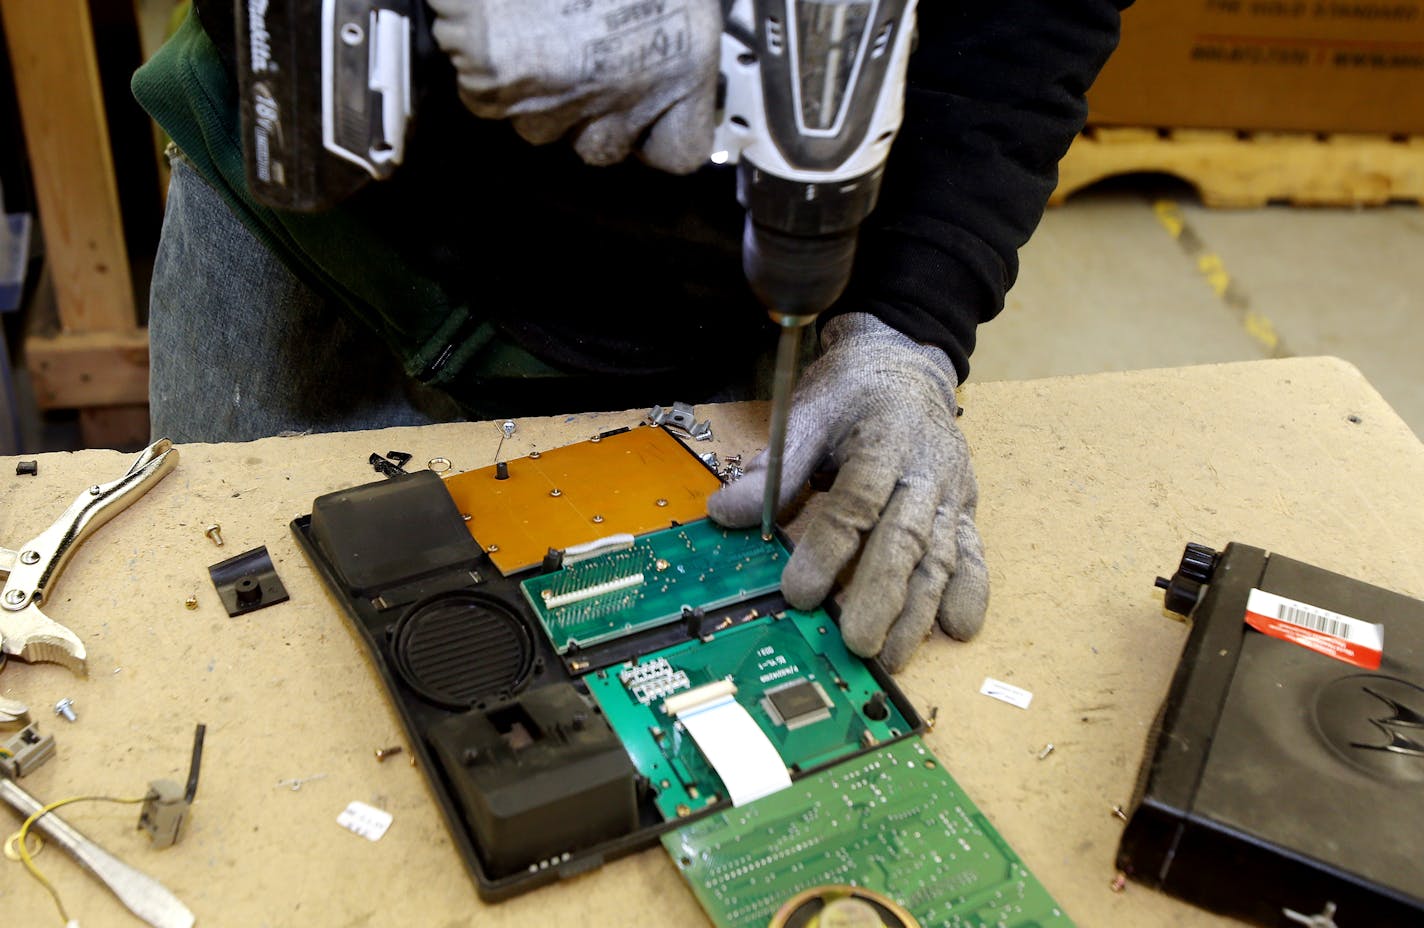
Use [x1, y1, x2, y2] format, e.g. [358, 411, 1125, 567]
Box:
[763, 679, 833, 730]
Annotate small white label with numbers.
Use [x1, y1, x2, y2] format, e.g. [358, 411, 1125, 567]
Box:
[337, 801, 393, 841]
[980, 677, 1033, 710]
[1244, 588, 1383, 669]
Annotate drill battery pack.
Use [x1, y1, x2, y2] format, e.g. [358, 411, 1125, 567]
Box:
[1121, 542, 1424, 926]
[236, 0, 434, 211]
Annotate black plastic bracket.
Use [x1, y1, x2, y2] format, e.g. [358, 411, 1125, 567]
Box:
[209, 545, 290, 617]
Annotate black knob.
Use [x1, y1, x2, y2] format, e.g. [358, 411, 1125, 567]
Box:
[235, 576, 262, 606]
[1177, 543, 1220, 585]
[1156, 543, 1220, 617]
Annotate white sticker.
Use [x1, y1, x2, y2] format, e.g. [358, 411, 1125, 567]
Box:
[337, 801, 393, 841]
[980, 677, 1033, 710]
[1244, 588, 1383, 670]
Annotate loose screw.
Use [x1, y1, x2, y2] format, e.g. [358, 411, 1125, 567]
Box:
[501, 421, 516, 438]
[54, 698, 77, 722]
[205, 524, 224, 547]
[375, 746, 403, 762]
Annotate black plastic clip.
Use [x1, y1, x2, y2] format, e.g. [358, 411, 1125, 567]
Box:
[369, 451, 413, 479]
[209, 545, 290, 617]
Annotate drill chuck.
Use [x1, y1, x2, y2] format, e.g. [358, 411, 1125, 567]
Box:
[737, 160, 886, 321]
[742, 223, 858, 325]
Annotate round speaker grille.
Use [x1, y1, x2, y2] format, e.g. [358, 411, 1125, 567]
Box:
[769, 886, 919, 928]
[392, 591, 534, 710]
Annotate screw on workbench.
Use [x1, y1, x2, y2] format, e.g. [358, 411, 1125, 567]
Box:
[549, 488, 562, 497]
[54, 698, 77, 722]
[1112, 804, 1128, 822]
[375, 746, 403, 762]
[205, 524, 224, 547]
[184, 595, 199, 610]
[1110, 873, 1127, 893]
[1036, 743, 1055, 760]
[501, 420, 516, 438]
[655, 498, 668, 507]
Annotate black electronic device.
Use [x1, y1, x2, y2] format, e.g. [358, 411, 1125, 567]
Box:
[1121, 542, 1424, 926]
[290, 453, 924, 902]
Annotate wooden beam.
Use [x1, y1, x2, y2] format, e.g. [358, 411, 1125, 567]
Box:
[1, 0, 136, 333]
[26, 329, 149, 408]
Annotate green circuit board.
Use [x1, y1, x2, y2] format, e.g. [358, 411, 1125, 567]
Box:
[584, 610, 910, 819]
[521, 520, 787, 653]
[663, 736, 1075, 928]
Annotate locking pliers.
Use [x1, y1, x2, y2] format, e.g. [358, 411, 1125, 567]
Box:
[0, 440, 179, 675]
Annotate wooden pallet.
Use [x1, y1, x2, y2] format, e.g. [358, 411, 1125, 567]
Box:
[1053, 127, 1424, 208]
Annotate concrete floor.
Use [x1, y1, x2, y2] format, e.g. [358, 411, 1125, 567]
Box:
[973, 185, 1424, 439]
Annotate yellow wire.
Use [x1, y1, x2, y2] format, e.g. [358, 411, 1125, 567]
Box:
[15, 794, 146, 925]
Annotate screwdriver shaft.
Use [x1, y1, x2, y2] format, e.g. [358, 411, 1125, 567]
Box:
[0, 777, 195, 928]
[761, 324, 805, 540]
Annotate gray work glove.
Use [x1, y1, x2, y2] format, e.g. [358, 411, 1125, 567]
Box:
[707, 313, 989, 672]
[427, 0, 721, 173]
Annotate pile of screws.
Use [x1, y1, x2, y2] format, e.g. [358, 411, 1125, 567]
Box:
[699, 452, 744, 484]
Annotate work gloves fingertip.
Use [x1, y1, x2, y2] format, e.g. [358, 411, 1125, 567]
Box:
[707, 313, 990, 673]
[428, 0, 722, 174]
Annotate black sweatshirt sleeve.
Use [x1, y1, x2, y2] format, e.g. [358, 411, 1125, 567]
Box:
[833, 0, 1132, 382]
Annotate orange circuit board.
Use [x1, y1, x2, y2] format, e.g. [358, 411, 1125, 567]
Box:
[442, 426, 723, 575]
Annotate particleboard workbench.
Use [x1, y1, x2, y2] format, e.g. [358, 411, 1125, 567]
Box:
[0, 357, 1420, 927]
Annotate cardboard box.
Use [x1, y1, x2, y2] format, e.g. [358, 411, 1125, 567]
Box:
[1087, 1, 1424, 134]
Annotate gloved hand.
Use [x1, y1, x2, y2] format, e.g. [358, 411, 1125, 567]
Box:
[707, 313, 989, 672]
[428, 0, 721, 173]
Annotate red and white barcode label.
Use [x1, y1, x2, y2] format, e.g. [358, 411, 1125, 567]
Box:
[1244, 588, 1383, 670]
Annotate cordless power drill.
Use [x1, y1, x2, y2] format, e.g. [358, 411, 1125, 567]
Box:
[235, 0, 918, 537]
